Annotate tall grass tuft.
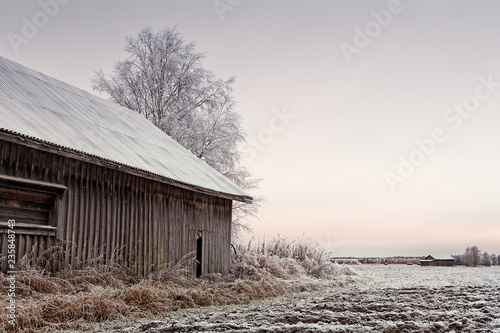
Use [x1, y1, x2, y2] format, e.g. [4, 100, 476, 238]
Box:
[232, 236, 355, 279]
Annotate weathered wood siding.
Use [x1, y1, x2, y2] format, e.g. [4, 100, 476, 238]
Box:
[0, 139, 232, 276]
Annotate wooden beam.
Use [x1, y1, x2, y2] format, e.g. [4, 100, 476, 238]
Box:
[0, 222, 57, 236]
[0, 174, 67, 195]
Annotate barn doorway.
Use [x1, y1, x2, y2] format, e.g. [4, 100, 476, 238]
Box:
[196, 235, 203, 277]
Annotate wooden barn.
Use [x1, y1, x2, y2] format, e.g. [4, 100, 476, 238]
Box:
[420, 255, 455, 267]
[0, 56, 252, 276]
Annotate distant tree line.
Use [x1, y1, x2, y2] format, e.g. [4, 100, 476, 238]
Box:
[452, 245, 498, 267]
[332, 256, 423, 265]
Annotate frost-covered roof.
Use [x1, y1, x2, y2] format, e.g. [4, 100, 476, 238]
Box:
[0, 56, 251, 202]
[426, 255, 455, 261]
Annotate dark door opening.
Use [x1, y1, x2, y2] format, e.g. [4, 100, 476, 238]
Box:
[196, 236, 203, 277]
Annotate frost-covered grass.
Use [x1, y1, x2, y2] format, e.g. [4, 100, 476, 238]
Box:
[232, 236, 355, 280]
[0, 237, 353, 332]
[118, 265, 500, 333]
[353, 265, 500, 289]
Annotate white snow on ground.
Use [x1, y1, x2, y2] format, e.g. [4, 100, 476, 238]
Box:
[116, 266, 500, 333]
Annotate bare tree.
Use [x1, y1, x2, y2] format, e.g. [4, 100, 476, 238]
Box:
[491, 254, 498, 266]
[464, 247, 472, 266]
[92, 26, 261, 238]
[482, 252, 492, 267]
[452, 254, 464, 265]
[464, 245, 481, 267]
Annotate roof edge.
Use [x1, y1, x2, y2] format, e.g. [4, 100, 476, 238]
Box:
[0, 129, 253, 203]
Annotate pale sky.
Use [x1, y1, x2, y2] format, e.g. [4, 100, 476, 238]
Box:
[1, 0, 499, 257]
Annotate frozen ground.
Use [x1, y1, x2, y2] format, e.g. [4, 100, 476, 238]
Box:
[117, 266, 500, 333]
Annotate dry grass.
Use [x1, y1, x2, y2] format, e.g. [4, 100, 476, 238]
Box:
[233, 236, 356, 279]
[0, 237, 354, 332]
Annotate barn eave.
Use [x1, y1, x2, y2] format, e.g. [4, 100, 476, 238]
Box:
[0, 129, 253, 203]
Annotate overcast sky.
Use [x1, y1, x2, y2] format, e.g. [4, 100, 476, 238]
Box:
[1, 0, 499, 257]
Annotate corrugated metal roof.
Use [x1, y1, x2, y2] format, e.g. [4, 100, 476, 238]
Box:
[426, 255, 455, 261]
[0, 56, 251, 201]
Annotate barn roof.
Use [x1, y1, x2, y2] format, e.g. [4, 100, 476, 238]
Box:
[426, 255, 455, 261]
[0, 56, 252, 202]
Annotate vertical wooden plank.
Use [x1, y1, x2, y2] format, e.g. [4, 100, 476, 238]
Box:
[137, 177, 144, 276]
[140, 179, 149, 277]
[121, 173, 130, 267]
[0, 234, 6, 272]
[84, 162, 92, 262]
[109, 170, 118, 263]
[116, 171, 120, 263]
[53, 156, 64, 271]
[25, 235, 33, 265]
[128, 174, 136, 273]
[178, 192, 183, 266]
[18, 234, 26, 266]
[43, 151, 50, 182]
[150, 183, 156, 269]
[134, 174, 141, 275]
[71, 161, 80, 266]
[8, 142, 16, 177]
[118, 171, 124, 265]
[27, 147, 33, 180]
[32, 148, 40, 180]
[0, 140, 5, 174]
[156, 186, 162, 267]
[77, 162, 86, 266]
[164, 185, 169, 267]
[63, 162, 73, 265]
[172, 195, 178, 266]
[227, 199, 233, 274]
[147, 180, 153, 273]
[55, 153, 63, 184]
[95, 164, 104, 263]
[32, 235, 39, 259]
[87, 163, 96, 263]
[142, 179, 148, 275]
[97, 167, 104, 263]
[167, 195, 172, 265]
[143, 177, 149, 276]
[20, 145, 28, 179]
[118, 172, 126, 266]
[15, 142, 22, 178]
[105, 168, 112, 265]
[50, 153, 57, 183]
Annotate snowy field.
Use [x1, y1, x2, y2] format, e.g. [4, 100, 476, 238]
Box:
[118, 266, 500, 333]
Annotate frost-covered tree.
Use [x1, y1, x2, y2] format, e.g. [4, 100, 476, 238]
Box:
[463, 247, 471, 266]
[491, 254, 498, 266]
[92, 26, 261, 238]
[464, 246, 481, 267]
[452, 254, 464, 265]
[482, 252, 492, 267]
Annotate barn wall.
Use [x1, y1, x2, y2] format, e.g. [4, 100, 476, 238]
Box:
[0, 139, 232, 276]
[433, 260, 454, 267]
[419, 260, 454, 267]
